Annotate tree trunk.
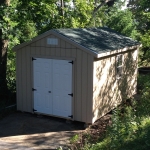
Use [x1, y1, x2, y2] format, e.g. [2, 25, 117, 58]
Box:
[60, 0, 64, 27]
[0, 30, 8, 95]
[0, 0, 10, 96]
[88, 0, 116, 26]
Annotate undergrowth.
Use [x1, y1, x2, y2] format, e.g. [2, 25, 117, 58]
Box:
[70, 74, 150, 150]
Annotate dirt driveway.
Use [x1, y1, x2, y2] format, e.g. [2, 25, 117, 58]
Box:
[0, 112, 84, 149]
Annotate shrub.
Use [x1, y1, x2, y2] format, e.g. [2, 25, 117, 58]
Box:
[86, 74, 150, 150]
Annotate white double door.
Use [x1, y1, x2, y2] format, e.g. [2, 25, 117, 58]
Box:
[33, 58, 72, 118]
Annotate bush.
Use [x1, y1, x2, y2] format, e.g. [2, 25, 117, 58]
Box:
[85, 74, 150, 150]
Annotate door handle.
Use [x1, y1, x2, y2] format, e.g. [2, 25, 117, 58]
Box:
[48, 91, 51, 93]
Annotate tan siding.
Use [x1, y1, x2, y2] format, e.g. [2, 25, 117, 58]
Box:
[40, 47, 46, 56]
[46, 47, 50, 56]
[65, 42, 76, 57]
[35, 40, 41, 47]
[16, 50, 22, 111]
[71, 48, 76, 121]
[55, 36, 60, 47]
[81, 52, 88, 122]
[55, 48, 61, 57]
[75, 49, 82, 121]
[71, 49, 76, 57]
[92, 49, 138, 123]
[16, 53, 19, 110]
[121, 50, 138, 97]
[60, 48, 66, 57]
[60, 38, 66, 48]
[30, 46, 36, 55]
[26, 46, 32, 112]
[93, 55, 119, 123]
[21, 47, 27, 111]
[50, 47, 56, 56]
[86, 54, 93, 123]
[65, 48, 72, 57]
[65, 42, 72, 49]
[36, 46, 41, 55]
[41, 37, 46, 47]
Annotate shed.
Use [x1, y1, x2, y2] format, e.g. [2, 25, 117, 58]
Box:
[13, 27, 140, 123]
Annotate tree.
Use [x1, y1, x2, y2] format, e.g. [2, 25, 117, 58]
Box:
[89, 0, 117, 24]
[0, 0, 39, 94]
[0, 0, 10, 95]
[0, 0, 129, 96]
[104, 9, 138, 38]
[128, 0, 150, 65]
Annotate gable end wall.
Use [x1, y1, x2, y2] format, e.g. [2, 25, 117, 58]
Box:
[16, 33, 94, 123]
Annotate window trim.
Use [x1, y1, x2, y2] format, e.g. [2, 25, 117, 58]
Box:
[116, 54, 123, 79]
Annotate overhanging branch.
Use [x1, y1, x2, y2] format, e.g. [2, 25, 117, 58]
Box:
[89, 0, 116, 26]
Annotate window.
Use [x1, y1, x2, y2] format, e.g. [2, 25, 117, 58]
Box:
[116, 54, 123, 79]
[47, 38, 58, 45]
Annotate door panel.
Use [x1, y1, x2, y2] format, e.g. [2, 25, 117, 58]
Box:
[33, 58, 52, 114]
[52, 60, 72, 118]
[33, 58, 72, 118]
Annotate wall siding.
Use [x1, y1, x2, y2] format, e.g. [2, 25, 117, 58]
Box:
[75, 49, 82, 121]
[92, 49, 138, 123]
[16, 34, 94, 123]
[81, 52, 88, 122]
[16, 49, 22, 111]
[87, 54, 94, 123]
[21, 48, 26, 111]
[26, 46, 32, 112]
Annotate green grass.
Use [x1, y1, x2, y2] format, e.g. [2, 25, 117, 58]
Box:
[71, 74, 150, 150]
[90, 117, 150, 150]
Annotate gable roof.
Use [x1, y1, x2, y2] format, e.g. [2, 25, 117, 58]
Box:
[13, 27, 141, 58]
[54, 27, 140, 54]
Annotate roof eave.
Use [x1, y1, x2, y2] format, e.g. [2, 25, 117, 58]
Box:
[96, 44, 142, 58]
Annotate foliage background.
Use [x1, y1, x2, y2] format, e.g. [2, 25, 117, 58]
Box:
[0, 0, 150, 148]
[0, 0, 149, 107]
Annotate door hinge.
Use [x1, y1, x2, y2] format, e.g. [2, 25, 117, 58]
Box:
[33, 108, 37, 112]
[68, 93, 73, 97]
[68, 61, 73, 64]
[32, 88, 37, 91]
[32, 57, 36, 61]
[68, 115, 73, 119]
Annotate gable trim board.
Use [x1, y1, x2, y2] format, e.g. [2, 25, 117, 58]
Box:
[13, 28, 139, 123]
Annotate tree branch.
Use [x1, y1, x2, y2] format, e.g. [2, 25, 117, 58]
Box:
[88, 0, 116, 26]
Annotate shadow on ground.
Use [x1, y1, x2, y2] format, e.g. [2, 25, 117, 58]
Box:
[0, 111, 84, 149]
[0, 111, 84, 137]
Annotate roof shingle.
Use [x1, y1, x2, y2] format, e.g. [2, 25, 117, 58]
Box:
[54, 27, 140, 54]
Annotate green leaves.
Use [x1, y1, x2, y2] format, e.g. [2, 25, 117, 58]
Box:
[102, 0, 139, 39]
[128, 0, 150, 65]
